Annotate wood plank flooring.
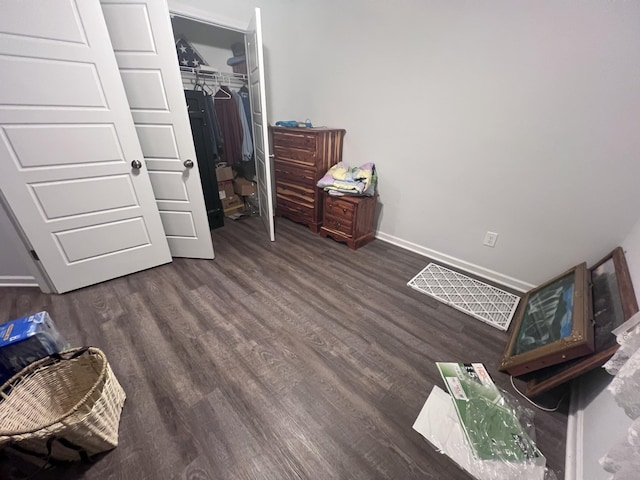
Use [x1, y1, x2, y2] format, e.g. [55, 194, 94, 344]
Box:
[0, 217, 567, 479]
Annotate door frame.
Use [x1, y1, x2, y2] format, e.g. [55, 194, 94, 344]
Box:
[169, 5, 276, 237]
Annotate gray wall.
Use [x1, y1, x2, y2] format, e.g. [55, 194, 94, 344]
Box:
[0, 201, 37, 286]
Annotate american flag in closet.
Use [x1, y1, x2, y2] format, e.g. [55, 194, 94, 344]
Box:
[175, 36, 207, 68]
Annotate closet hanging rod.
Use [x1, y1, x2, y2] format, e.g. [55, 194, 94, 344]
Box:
[179, 66, 247, 83]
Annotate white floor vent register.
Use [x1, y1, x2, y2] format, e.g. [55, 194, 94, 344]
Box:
[407, 263, 520, 331]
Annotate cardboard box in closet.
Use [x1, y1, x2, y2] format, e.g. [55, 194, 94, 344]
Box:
[218, 180, 234, 200]
[233, 178, 257, 196]
[216, 166, 234, 182]
[222, 195, 244, 216]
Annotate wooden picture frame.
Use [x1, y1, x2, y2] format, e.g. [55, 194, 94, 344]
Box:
[499, 263, 594, 376]
[523, 247, 638, 397]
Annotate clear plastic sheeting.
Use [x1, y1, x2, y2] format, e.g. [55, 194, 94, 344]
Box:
[413, 364, 558, 480]
[244, 192, 260, 216]
[608, 348, 640, 419]
[599, 425, 640, 480]
[605, 311, 640, 376]
[604, 313, 640, 419]
[599, 311, 640, 478]
[605, 311, 640, 418]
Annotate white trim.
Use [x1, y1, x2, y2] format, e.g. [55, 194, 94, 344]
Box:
[375, 231, 535, 292]
[565, 378, 584, 480]
[0, 275, 38, 287]
[564, 417, 578, 480]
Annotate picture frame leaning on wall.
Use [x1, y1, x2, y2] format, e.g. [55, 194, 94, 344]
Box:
[499, 263, 594, 377]
[522, 247, 638, 397]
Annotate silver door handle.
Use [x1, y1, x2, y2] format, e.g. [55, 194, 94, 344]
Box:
[131, 160, 142, 170]
[184, 159, 194, 168]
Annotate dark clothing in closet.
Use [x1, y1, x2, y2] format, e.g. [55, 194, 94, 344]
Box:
[238, 87, 252, 141]
[214, 86, 243, 165]
[204, 94, 222, 158]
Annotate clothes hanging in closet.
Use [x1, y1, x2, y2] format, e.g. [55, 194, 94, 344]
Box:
[232, 90, 253, 161]
[214, 86, 243, 165]
[203, 93, 223, 158]
[237, 86, 252, 141]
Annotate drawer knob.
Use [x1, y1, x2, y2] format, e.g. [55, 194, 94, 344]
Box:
[334, 221, 341, 228]
[343, 208, 347, 214]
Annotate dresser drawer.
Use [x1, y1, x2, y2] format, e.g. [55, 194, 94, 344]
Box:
[271, 130, 317, 151]
[325, 196, 355, 222]
[323, 212, 353, 237]
[274, 161, 316, 187]
[273, 146, 316, 167]
[276, 195, 314, 219]
[275, 181, 315, 208]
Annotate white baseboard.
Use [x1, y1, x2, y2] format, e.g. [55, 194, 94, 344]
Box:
[565, 381, 583, 480]
[375, 231, 534, 292]
[0, 275, 38, 287]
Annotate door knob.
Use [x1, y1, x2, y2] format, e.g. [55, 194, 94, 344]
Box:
[131, 160, 142, 170]
[184, 159, 194, 169]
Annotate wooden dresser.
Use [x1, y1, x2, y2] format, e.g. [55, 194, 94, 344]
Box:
[270, 126, 346, 232]
[320, 193, 378, 250]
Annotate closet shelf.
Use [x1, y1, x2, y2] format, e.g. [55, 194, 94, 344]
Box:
[179, 66, 247, 86]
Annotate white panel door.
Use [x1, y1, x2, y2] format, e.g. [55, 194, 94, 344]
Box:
[0, 0, 172, 293]
[100, 0, 214, 259]
[246, 8, 275, 242]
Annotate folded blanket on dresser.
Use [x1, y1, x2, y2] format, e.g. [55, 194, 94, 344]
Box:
[316, 162, 376, 196]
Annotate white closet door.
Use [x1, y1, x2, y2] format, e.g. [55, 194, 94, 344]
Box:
[0, 0, 172, 294]
[246, 8, 275, 242]
[100, 0, 214, 259]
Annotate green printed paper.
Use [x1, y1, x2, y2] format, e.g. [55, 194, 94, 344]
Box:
[436, 362, 543, 462]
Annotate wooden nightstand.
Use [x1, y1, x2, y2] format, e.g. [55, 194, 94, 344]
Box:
[319, 193, 377, 250]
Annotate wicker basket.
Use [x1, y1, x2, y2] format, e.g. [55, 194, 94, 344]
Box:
[0, 347, 126, 463]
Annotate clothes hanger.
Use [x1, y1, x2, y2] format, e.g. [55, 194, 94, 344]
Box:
[215, 76, 232, 99]
[193, 71, 205, 92]
[202, 78, 214, 96]
[216, 87, 232, 100]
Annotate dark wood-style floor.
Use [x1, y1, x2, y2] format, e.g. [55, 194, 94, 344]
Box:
[0, 217, 567, 480]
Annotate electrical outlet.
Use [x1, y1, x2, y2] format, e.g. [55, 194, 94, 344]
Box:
[483, 231, 498, 248]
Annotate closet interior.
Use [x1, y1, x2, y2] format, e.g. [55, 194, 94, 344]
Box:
[171, 16, 258, 229]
